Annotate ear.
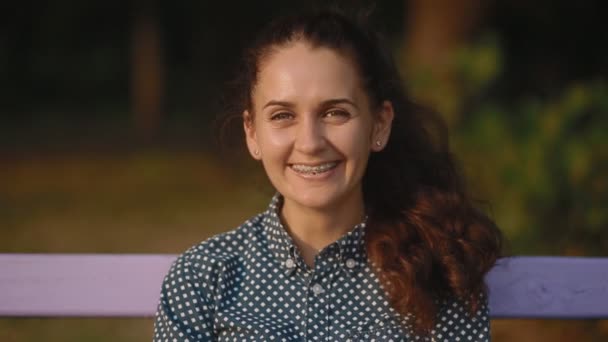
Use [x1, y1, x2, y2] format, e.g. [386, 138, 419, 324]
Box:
[243, 110, 262, 160]
[371, 100, 394, 152]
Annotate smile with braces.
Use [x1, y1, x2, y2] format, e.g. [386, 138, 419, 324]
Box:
[290, 162, 338, 175]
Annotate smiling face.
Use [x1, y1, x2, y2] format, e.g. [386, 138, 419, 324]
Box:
[244, 41, 393, 212]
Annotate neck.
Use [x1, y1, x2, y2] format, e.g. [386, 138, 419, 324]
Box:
[280, 191, 365, 267]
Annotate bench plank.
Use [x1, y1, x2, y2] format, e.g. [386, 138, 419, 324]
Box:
[487, 256, 608, 318]
[0, 254, 175, 317]
[0, 254, 606, 318]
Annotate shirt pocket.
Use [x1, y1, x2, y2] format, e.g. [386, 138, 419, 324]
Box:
[345, 313, 410, 342]
[215, 309, 302, 341]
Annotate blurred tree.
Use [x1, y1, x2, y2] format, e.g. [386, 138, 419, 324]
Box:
[413, 35, 608, 256]
[404, 0, 485, 125]
[131, 0, 163, 140]
[400, 0, 608, 256]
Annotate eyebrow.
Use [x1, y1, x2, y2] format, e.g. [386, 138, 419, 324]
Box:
[262, 98, 358, 110]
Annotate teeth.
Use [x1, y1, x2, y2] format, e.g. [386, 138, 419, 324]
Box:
[291, 162, 338, 174]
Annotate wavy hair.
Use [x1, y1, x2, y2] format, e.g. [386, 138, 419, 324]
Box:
[226, 8, 503, 335]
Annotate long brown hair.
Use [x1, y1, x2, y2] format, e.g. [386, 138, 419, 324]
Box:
[227, 8, 503, 335]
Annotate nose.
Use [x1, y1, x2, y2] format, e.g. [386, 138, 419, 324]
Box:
[294, 117, 327, 154]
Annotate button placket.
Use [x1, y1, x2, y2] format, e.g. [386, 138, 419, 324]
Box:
[311, 283, 325, 295]
[304, 246, 338, 341]
[285, 258, 296, 269]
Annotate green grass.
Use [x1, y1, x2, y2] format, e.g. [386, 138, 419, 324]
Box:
[0, 318, 153, 342]
[1, 150, 270, 254]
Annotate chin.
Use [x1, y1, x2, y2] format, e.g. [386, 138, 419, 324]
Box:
[293, 196, 336, 210]
[282, 188, 348, 211]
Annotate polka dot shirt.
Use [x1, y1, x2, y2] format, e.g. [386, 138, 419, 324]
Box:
[153, 194, 490, 341]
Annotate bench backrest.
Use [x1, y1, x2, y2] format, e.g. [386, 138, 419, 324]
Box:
[1, 254, 607, 318]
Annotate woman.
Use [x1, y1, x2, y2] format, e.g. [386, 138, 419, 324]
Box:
[154, 9, 502, 342]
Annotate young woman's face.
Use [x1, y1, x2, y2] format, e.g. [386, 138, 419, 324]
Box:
[244, 41, 393, 211]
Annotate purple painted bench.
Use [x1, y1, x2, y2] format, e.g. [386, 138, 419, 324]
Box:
[0, 254, 607, 318]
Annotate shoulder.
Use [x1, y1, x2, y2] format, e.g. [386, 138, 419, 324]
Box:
[191, 212, 266, 259]
[166, 212, 266, 278]
[433, 292, 490, 341]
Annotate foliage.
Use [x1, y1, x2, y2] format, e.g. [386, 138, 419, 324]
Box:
[405, 35, 608, 255]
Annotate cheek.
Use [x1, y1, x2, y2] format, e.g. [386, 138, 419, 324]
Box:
[329, 124, 372, 159]
[258, 127, 293, 156]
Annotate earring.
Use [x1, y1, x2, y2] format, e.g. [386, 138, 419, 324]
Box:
[375, 140, 382, 146]
[254, 149, 260, 156]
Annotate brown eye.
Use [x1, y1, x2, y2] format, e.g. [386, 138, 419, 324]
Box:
[270, 112, 293, 121]
[325, 110, 349, 118]
[323, 109, 350, 123]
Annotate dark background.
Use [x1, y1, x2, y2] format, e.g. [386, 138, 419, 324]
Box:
[1, 0, 607, 340]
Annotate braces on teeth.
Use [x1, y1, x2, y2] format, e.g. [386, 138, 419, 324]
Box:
[291, 163, 336, 174]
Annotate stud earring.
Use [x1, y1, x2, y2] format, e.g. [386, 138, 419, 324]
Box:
[375, 140, 382, 146]
[254, 149, 260, 156]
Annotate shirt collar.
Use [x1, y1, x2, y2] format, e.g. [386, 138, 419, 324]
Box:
[335, 219, 367, 275]
[262, 193, 367, 277]
[262, 194, 297, 275]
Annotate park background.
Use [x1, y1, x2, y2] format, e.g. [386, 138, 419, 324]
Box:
[1, 0, 606, 340]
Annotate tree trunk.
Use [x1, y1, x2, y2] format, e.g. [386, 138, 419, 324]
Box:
[404, 0, 483, 124]
[130, 1, 163, 141]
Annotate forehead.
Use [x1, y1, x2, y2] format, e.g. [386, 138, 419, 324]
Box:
[253, 42, 365, 105]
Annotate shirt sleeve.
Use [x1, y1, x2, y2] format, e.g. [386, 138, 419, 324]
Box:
[153, 249, 218, 342]
[432, 292, 491, 342]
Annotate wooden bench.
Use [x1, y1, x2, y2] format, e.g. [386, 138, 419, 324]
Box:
[1, 254, 607, 318]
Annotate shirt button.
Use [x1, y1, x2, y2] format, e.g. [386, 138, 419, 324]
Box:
[285, 258, 295, 269]
[345, 258, 357, 269]
[311, 283, 324, 295]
